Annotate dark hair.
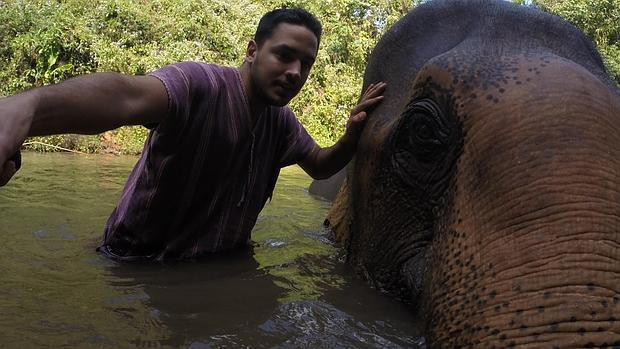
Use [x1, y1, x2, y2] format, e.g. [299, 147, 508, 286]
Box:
[254, 8, 322, 47]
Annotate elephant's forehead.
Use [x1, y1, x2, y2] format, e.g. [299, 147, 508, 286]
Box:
[415, 52, 558, 92]
[409, 52, 613, 115]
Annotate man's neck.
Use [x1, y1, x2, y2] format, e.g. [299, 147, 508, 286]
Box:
[239, 63, 266, 125]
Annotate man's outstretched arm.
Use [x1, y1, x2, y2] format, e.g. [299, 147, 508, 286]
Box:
[0, 73, 168, 186]
[299, 82, 386, 180]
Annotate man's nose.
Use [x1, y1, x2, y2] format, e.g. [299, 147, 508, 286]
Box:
[285, 60, 301, 82]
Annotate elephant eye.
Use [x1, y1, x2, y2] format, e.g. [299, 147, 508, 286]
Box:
[387, 95, 462, 201]
[395, 98, 449, 163]
[415, 122, 433, 140]
[413, 119, 442, 145]
[389, 97, 461, 189]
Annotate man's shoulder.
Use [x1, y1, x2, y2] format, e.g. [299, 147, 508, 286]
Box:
[153, 61, 236, 79]
[268, 105, 295, 120]
[152, 61, 241, 93]
[199, 61, 237, 73]
[182, 61, 235, 74]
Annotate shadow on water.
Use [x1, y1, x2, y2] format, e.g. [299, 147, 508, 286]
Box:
[102, 247, 425, 348]
[0, 152, 425, 348]
[103, 247, 285, 348]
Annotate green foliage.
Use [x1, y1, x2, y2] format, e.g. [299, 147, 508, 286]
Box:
[1, 0, 617, 154]
[107, 126, 151, 155]
[2, 0, 615, 154]
[0, 0, 410, 152]
[0, 1, 94, 91]
[531, 0, 620, 86]
[25, 134, 102, 153]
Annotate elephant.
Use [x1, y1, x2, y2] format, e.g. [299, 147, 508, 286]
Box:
[311, 0, 620, 347]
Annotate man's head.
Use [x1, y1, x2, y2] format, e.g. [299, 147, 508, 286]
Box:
[254, 8, 322, 49]
[242, 8, 322, 108]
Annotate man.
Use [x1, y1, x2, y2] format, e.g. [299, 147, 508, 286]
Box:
[0, 8, 385, 261]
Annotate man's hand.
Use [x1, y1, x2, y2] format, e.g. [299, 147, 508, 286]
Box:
[342, 82, 387, 147]
[0, 93, 36, 187]
[299, 81, 386, 180]
[0, 152, 21, 187]
[0, 73, 168, 188]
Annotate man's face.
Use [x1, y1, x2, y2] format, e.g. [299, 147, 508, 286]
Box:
[247, 23, 318, 106]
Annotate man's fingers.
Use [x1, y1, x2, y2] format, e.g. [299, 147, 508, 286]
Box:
[0, 161, 17, 187]
[355, 111, 367, 122]
[348, 81, 386, 128]
[363, 95, 384, 107]
[354, 82, 387, 113]
[352, 95, 384, 115]
[347, 112, 368, 132]
[9, 150, 21, 171]
[362, 82, 387, 98]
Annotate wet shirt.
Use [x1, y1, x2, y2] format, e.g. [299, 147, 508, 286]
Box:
[99, 62, 316, 261]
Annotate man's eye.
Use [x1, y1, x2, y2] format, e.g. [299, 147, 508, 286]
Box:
[277, 52, 293, 62]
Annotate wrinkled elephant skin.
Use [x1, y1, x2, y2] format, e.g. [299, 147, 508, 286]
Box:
[316, 0, 620, 347]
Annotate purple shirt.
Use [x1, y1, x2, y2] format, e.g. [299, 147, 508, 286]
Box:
[99, 62, 316, 261]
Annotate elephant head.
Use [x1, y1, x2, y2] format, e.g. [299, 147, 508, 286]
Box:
[319, 0, 620, 346]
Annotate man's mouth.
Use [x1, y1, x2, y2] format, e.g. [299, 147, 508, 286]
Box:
[275, 81, 297, 92]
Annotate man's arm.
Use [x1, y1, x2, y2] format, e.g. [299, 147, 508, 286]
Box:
[0, 73, 168, 186]
[299, 82, 386, 180]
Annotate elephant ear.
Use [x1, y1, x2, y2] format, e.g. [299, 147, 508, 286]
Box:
[325, 177, 353, 247]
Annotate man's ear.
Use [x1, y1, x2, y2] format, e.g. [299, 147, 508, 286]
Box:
[245, 40, 258, 63]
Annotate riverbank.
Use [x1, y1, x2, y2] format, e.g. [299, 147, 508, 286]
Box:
[24, 126, 150, 155]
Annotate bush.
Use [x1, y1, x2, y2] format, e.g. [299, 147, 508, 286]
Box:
[0, 0, 409, 153]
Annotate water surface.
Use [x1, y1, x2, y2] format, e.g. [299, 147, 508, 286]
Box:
[0, 152, 423, 348]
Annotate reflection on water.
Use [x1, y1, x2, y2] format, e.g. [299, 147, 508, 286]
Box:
[0, 152, 423, 348]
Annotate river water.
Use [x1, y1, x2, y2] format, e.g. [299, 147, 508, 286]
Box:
[0, 152, 423, 348]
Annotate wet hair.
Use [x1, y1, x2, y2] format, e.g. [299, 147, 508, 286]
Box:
[254, 8, 322, 48]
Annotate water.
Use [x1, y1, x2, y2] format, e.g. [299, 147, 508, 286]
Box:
[0, 152, 423, 348]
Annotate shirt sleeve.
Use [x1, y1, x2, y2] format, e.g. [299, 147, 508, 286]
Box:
[146, 61, 215, 133]
[278, 107, 317, 168]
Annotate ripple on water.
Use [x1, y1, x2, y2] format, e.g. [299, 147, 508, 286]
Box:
[264, 239, 287, 248]
[258, 300, 425, 348]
